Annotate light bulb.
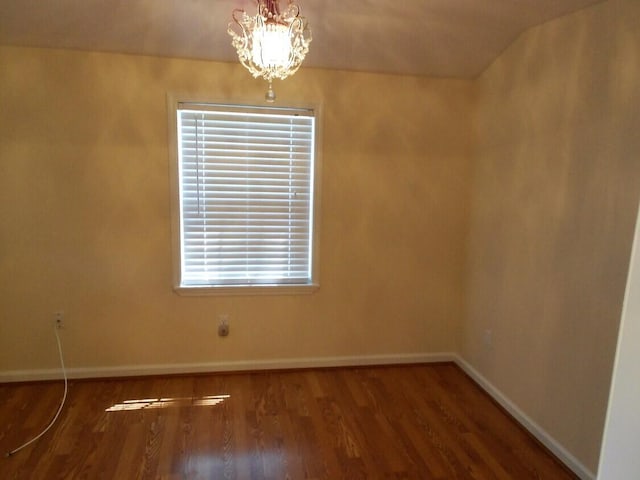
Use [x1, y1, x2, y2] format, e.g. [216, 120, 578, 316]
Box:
[252, 23, 292, 68]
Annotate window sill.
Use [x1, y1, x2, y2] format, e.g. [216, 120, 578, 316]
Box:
[174, 284, 320, 297]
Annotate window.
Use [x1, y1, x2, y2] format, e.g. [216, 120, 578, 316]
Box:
[171, 101, 319, 294]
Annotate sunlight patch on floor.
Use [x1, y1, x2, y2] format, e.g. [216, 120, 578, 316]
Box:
[105, 394, 230, 412]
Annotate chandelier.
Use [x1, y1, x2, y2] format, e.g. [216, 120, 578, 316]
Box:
[228, 0, 312, 102]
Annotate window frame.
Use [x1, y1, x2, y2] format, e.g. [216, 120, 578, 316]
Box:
[167, 94, 321, 296]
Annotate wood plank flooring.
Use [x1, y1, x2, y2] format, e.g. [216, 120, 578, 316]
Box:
[0, 363, 577, 479]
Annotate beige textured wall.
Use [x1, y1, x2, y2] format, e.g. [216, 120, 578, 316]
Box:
[464, 0, 640, 473]
[0, 46, 473, 373]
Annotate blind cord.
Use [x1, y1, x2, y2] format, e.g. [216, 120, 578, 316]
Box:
[5, 324, 68, 458]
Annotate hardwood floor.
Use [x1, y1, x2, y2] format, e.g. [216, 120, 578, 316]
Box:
[0, 364, 577, 479]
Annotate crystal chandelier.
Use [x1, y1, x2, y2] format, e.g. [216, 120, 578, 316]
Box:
[228, 0, 312, 102]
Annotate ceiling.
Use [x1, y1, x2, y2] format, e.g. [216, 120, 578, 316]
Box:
[0, 0, 603, 78]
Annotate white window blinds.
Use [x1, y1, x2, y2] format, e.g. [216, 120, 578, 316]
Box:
[177, 103, 316, 287]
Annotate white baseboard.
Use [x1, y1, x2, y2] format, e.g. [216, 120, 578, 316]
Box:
[0, 352, 456, 383]
[0, 351, 594, 479]
[453, 355, 596, 480]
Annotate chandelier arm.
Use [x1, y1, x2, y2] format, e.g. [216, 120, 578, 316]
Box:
[231, 8, 246, 26]
[229, 9, 250, 47]
[279, 2, 299, 22]
[287, 17, 303, 64]
[257, 0, 267, 18]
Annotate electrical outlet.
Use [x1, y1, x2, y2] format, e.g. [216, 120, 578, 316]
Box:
[218, 314, 230, 337]
[54, 311, 65, 329]
[483, 329, 493, 348]
[218, 323, 229, 337]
